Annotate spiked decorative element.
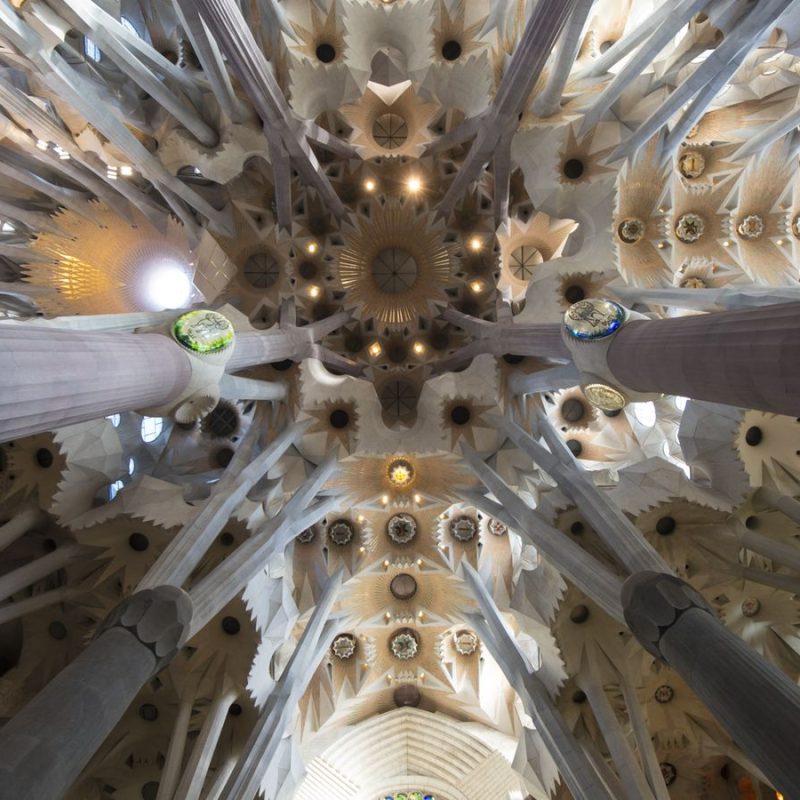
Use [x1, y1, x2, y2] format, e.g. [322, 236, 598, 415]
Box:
[338, 199, 452, 326]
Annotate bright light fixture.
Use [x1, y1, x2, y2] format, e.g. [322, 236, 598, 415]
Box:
[470, 280, 483, 294]
[306, 242, 318, 254]
[308, 285, 321, 299]
[141, 257, 193, 310]
[469, 236, 483, 252]
[406, 176, 422, 193]
[364, 178, 376, 192]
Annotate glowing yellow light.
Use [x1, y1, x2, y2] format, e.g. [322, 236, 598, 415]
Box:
[418, 611, 424, 618]
[36, 139, 48, 151]
[368, 341, 383, 358]
[357, 514, 365, 523]
[383, 559, 390, 568]
[723, 240, 731, 247]
[359, 546, 366, 553]
[381, 494, 390, 505]
[657, 242, 666, 249]
[364, 178, 376, 192]
[419, 672, 425, 680]
[413, 493, 422, 503]
[387, 458, 415, 487]
[413, 341, 425, 355]
[777, 239, 785, 245]
[308, 285, 321, 299]
[470, 280, 484, 294]
[406, 176, 422, 193]
[469, 236, 483, 252]
[416, 558, 423, 566]
[119, 165, 133, 177]
[306, 242, 318, 254]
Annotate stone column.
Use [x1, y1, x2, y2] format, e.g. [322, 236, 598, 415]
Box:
[562, 299, 800, 416]
[623, 572, 800, 796]
[0, 325, 192, 442]
[0, 587, 192, 800]
[606, 303, 800, 416]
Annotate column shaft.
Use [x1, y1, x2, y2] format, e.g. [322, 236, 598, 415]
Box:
[0, 627, 156, 800]
[661, 609, 800, 795]
[0, 586, 191, 800]
[0, 326, 192, 441]
[607, 303, 800, 415]
[624, 572, 800, 795]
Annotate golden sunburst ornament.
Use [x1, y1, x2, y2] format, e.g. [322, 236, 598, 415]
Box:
[338, 199, 452, 326]
[387, 458, 415, 488]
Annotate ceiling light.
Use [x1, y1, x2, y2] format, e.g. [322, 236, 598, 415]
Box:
[119, 165, 133, 177]
[141, 257, 193, 310]
[368, 341, 383, 358]
[469, 236, 483, 252]
[306, 242, 318, 254]
[406, 176, 422, 193]
[413, 341, 425, 355]
[308, 285, 321, 298]
[364, 178, 376, 192]
[470, 280, 483, 293]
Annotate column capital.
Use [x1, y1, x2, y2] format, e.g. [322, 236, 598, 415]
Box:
[561, 298, 659, 411]
[97, 586, 192, 675]
[621, 571, 713, 660]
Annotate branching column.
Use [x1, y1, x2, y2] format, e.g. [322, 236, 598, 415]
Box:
[623, 572, 800, 796]
[0, 587, 192, 800]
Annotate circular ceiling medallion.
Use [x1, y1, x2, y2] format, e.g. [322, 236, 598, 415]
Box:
[488, 518, 507, 536]
[372, 248, 418, 293]
[387, 458, 415, 487]
[173, 310, 234, 353]
[372, 113, 409, 150]
[327, 519, 355, 546]
[678, 151, 705, 179]
[390, 628, 419, 660]
[654, 685, 674, 704]
[582, 383, 627, 411]
[393, 683, 422, 707]
[379, 380, 419, 420]
[331, 633, 357, 659]
[387, 513, 417, 544]
[243, 251, 280, 288]
[617, 218, 645, 244]
[675, 212, 705, 243]
[736, 214, 765, 240]
[449, 515, 477, 542]
[453, 629, 479, 655]
[509, 244, 543, 280]
[338, 200, 451, 326]
[564, 298, 625, 340]
[390, 572, 418, 600]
